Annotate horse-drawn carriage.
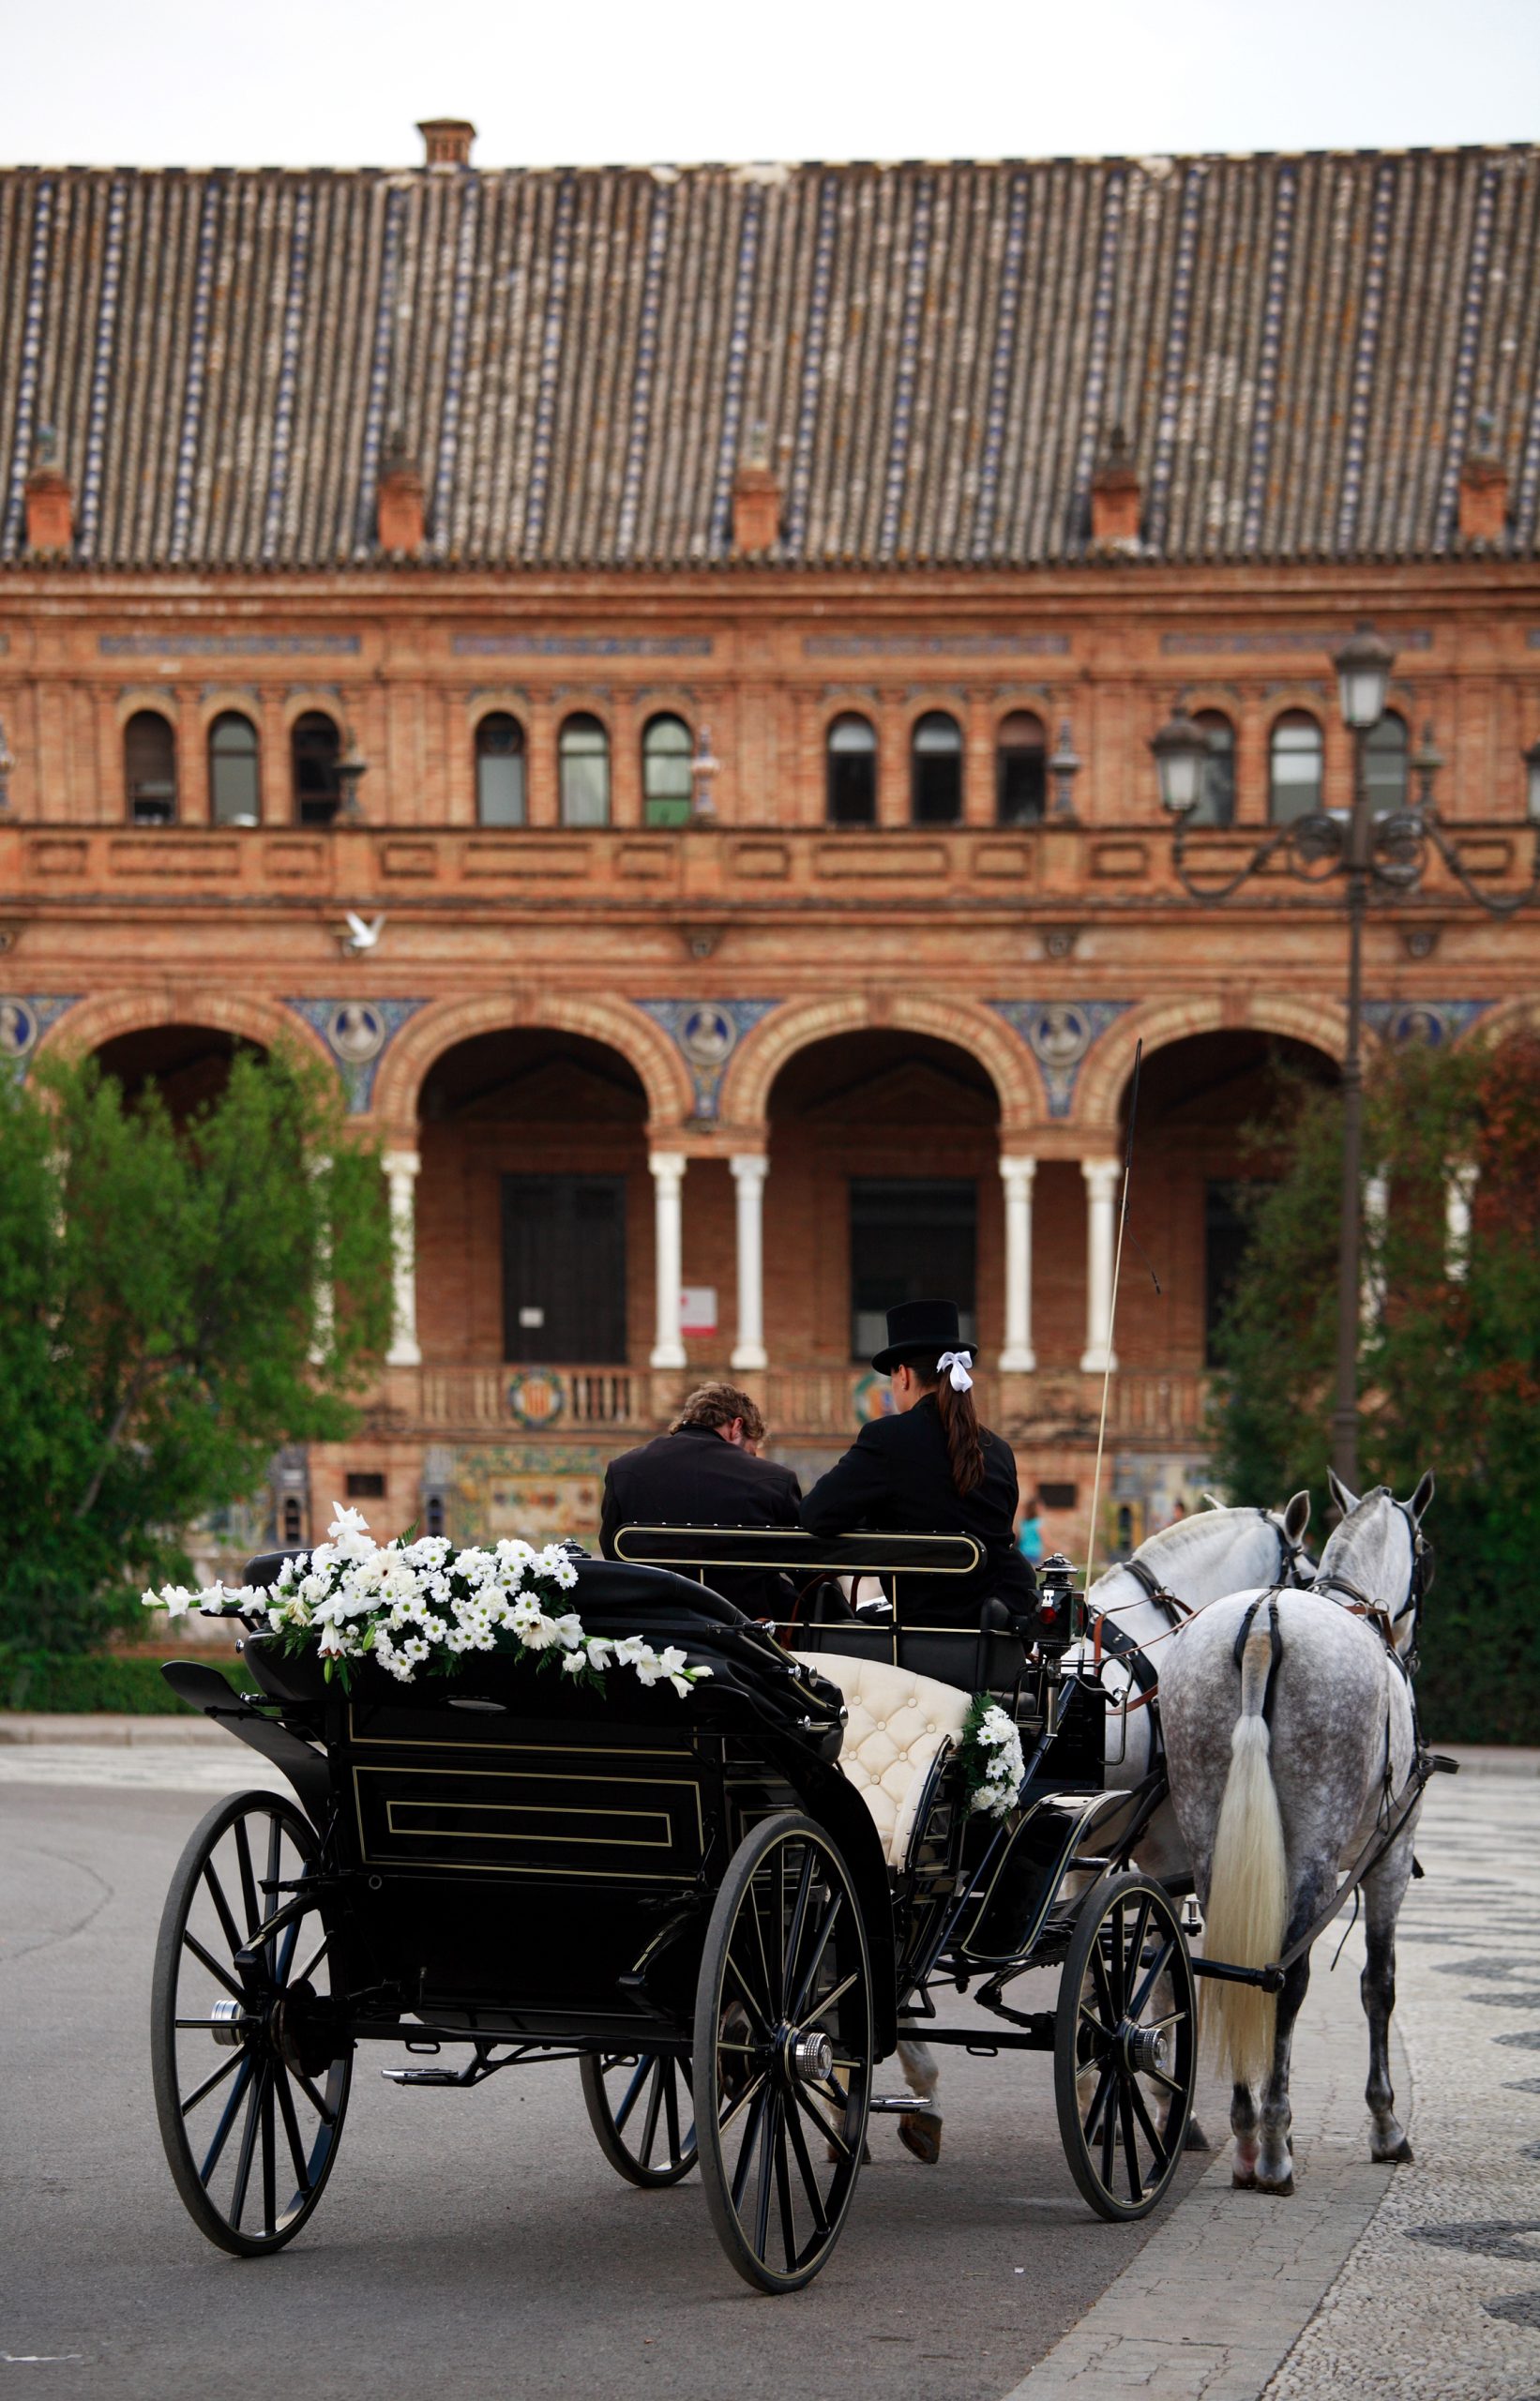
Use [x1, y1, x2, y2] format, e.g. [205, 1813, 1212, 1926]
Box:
[152, 1526, 1202, 2290]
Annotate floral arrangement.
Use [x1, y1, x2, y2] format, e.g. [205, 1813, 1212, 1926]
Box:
[143, 1504, 715, 1698]
[959, 1694, 1026, 1820]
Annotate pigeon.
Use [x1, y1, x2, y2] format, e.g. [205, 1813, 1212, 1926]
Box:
[341, 912, 385, 954]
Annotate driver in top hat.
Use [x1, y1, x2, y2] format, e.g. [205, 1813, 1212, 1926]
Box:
[800, 1299, 1036, 1627]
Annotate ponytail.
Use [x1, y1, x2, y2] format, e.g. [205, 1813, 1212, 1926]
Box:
[909, 1351, 986, 1498]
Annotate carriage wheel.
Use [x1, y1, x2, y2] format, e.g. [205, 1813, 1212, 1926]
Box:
[581, 2051, 697, 2185]
[693, 1811, 873, 2293]
[150, 1789, 352, 2257]
[1053, 1870, 1195, 2222]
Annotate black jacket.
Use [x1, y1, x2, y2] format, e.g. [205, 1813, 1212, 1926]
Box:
[800, 1396, 1035, 1626]
[599, 1425, 802, 1616]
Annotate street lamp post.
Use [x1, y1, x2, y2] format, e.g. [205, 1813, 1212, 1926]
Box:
[1153, 630, 1540, 1495]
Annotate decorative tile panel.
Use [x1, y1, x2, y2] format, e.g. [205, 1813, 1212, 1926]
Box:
[637, 999, 781, 1120]
[283, 998, 427, 1110]
[989, 1000, 1135, 1118]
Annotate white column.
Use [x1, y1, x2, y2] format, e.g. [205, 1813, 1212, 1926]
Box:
[998, 1155, 1037, 1372]
[309, 1154, 334, 1366]
[1362, 1169, 1388, 1322]
[649, 1151, 687, 1369]
[1080, 1156, 1121, 1375]
[383, 1148, 422, 1367]
[1445, 1160, 1477, 1280]
[730, 1153, 769, 1371]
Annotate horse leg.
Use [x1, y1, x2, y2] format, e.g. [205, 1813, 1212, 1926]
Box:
[1363, 1846, 1415, 2165]
[897, 2037, 942, 2165]
[1230, 2081, 1261, 2187]
[1253, 1860, 1335, 2196]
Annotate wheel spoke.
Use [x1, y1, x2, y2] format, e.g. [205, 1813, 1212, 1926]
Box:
[753, 2090, 781, 2258]
[611, 2056, 650, 2136]
[1127, 2074, 1170, 2175]
[260, 2068, 278, 2237]
[1122, 1895, 1152, 2012]
[1144, 2065, 1185, 2099]
[180, 2046, 244, 2118]
[726, 1935, 773, 2029]
[1118, 2076, 1143, 2205]
[233, 1816, 261, 1941]
[182, 1929, 246, 2003]
[201, 1860, 244, 1960]
[199, 2054, 254, 2183]
[795, 2083, 851, 2162]
[1106, 1900, 1126, 2015]
[274, 2063, 313, 2197]
[783, 2085, 832, 2230]
[662, 2060, 682, 2164]
[229, 2062, 268, 2229]
[772, 2096, 798, 2273]
[1078, 1999, 1115, 2043]
[294, 1929, 331, 1988]
[1082, 2062, 1113, 2142]
[1128, 1933, 1174, 2022]
[264, 1815, 282, 1978]
[1089, 1944, 1117, 2033]
[797, 1970, 856, 2034]
[730, 2084, 770, 2207]
[790, 1891, 843, 2024]
[782, 1844, 817, 2016]
[1099, 2071, 1118, 2188]
[290, 2065, 338, 2127]
[717, 2069, 767, 2141]
[639, 2056, 665, 2167]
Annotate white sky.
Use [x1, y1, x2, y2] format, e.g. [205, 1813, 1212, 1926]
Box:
[2, 0, 1537, 168]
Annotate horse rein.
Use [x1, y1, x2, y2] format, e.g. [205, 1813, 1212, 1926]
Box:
[1087, 1508, 1309, 1708]
[1310, 1501, 1434, 1677]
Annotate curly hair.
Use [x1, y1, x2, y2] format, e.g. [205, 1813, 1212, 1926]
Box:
[671, 1382, 767, 1444]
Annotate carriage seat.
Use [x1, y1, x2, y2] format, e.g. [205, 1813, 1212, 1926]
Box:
[792, 1651, 970, 1868]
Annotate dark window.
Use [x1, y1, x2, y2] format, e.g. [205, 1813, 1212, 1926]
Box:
[424, 1493, 446, 1538]
[292, 711, 342, 825]
[996, 710, 1047, 824]
[1191, 711, 1235, 828]
[1205, 1179, 1267, 1364]
[345, 1471, 386, 1500]
[850, 1177, 976, 1362]
[1269, 712, 1322, 825]
[911, 711, 963, 824]
[559, 713, 610, 827]
[503, 1173, 627, 1362]
[476, 712, 525, 826]
[125, 709, 177, 823]
[208, 711, 260, 824]
[826, 713, 876, 824]
[642, 713, 693, 826]
[1365, 709, 1408, 817]
[280, 1495, 304, 1545]
[1039, 1481, 1079, 1511]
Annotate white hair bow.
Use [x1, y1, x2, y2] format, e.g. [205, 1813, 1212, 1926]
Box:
[938, 1349, 974, 1392]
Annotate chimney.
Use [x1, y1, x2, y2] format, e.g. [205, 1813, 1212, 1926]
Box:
[417, 118, 476, 168]
[1458, 415, 1507, 543]
[377, 430, 425, 557]
[732, 430, 780, 555]
[24, 429, 72, 556]
[1091, 426, 1140, 545]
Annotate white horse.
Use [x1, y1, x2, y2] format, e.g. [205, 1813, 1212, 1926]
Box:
[896, 1493, 1314, 2161]
[1159, 1473, 1434, 2194]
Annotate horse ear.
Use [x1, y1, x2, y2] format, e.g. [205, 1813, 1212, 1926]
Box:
[1327, 1466, 1358, 1517]
[1283, 1490, 1311, 1542]
[1410, 1469, 1435, 1522]
[1199, 1489, 1226, 1511]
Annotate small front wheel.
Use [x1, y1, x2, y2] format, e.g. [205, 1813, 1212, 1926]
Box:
[1053, 1870, 1195, 2221]
[693, 1810, 873, 2292]
[581, 2051, 697, 2185]
[150, 1789, 352, 2256]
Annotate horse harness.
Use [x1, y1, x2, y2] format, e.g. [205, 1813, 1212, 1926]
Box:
[1089, 1508, 1310, 1720]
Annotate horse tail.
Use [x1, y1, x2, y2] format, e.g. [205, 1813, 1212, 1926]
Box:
[1201, 1599, 1288, 2087]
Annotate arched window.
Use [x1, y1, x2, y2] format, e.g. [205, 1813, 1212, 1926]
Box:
[996, 710, 1047, 824]
[476, 712, 525, 826]
[1191, 710, 1236, 829]
[1365, 709, 1408, 817]
[1269, 711, 1323, 825]
[559, 713, 610, 827]
[124, 710, 177, 823]
[208, 711, 260, 825]
[292, 712, 342, 825]
[912, 711, 963, 824]
[826, 713, 876, 825]
[642, 714, 693, 827]
[280, 1494, 304, 1546]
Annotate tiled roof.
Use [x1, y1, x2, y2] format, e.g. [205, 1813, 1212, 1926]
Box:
[2, 150, 1538, 571]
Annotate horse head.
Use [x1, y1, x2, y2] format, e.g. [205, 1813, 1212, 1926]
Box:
[1317, 1472, 1436, 1657]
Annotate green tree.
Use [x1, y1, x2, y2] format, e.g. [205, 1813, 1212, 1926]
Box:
[1208, 1035, 1540, 1742]
[0, 1045, 392, 1658]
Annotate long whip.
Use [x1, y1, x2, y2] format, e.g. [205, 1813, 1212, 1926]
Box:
[1080, 1037, 1144, 1598]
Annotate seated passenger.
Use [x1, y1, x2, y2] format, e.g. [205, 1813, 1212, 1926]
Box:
[800, 1299, 1035, 1629]
[600, 1382, 801, 1617]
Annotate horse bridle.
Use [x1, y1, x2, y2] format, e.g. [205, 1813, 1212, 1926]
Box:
[1311, 1500, 1435, 1676]
[1262, 1506, 1313, 1591]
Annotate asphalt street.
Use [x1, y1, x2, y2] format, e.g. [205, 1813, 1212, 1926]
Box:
[0, 1768, 1211, 2401]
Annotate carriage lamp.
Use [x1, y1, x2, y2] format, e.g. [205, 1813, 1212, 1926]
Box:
[0, 717, 13, 810]
[1525, 737, 1540, 824]
[1332, 624, 1395, 732]
[337, 728, 369, 822]
[1048, 721, 1082, 822]
[1150, 701, 1209, 816]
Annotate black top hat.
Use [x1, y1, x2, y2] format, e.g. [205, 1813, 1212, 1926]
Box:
[871, 1297, 973, 1378]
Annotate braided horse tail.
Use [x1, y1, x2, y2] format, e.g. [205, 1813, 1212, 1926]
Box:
[1201, 1598, 1289, 2086]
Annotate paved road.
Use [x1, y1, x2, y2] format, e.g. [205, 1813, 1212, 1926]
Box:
[0, 1761, 1212, 2401]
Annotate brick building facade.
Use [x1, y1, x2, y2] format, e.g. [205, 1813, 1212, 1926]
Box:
[3, 139, 1538, 1560]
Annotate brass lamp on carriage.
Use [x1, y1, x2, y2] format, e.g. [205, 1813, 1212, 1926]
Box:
[1152, 633, 1540, 1493]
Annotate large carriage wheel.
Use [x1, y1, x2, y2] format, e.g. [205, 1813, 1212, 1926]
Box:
[693, 1811, 873, 2293]
[581, 2051, 697, 2185]
[1053, 1869, 1195, 2222]
[150, 1789, 352, 2256]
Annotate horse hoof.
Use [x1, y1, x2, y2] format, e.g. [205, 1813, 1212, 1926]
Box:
[898, 2112, 942, 2165]
[1373, 2138, 1414, 2165]
[1184, 2117, 1214, 2153]
[1230, 2167, 1257, 2190]
[1255, 2173, 1295, 2197]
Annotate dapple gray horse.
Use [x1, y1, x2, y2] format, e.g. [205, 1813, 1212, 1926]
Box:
[896, 1493, 1314, 2160]
[1160, 1473, 1434, 2194]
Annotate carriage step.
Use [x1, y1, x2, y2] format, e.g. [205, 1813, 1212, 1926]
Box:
[868, 2096, 941, 2119]
[382, 2061, 496, 2087]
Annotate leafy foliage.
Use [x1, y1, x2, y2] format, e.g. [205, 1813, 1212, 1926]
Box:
[1208, 1036, 1540, 1742]
[0, 1046, 391, 1657]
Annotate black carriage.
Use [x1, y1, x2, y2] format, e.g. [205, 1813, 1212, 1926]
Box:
[152, 1531, 1198, 2291]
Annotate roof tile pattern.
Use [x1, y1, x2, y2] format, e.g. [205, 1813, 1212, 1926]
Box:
[2, 150, 1538, 570]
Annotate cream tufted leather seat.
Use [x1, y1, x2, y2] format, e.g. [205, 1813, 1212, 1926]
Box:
[793, 1650, 972, 1869]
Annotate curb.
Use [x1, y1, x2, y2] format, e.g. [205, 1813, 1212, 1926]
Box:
[0, 1712, 232, 1745]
